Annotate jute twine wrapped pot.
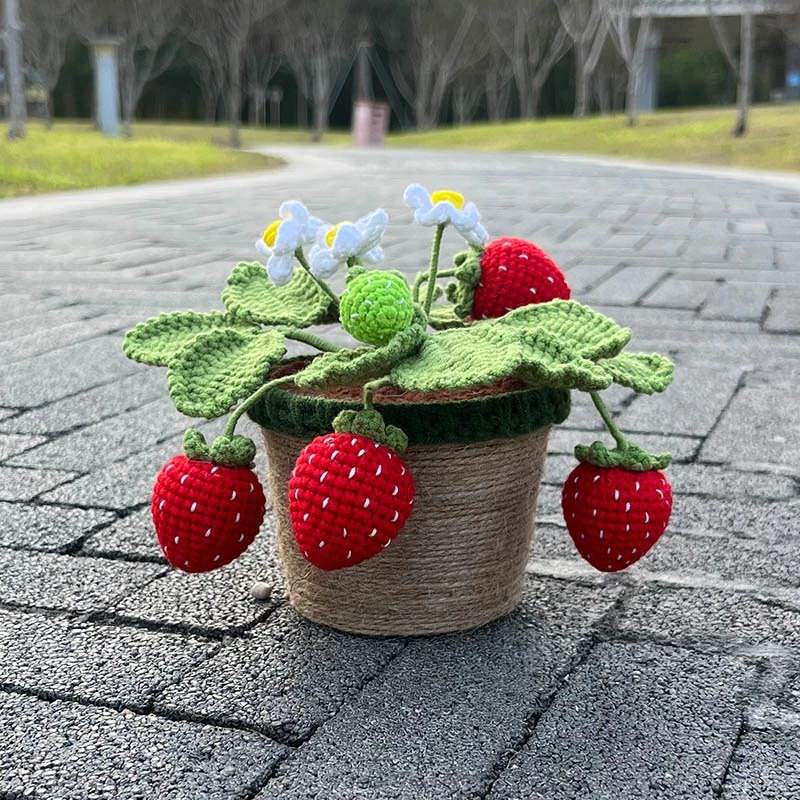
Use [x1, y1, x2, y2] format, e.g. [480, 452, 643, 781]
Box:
[250, 370, 570, 636]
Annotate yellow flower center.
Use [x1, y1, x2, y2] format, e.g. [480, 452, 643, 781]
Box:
[261, 219, 281, 248]
[325, 221, 350, 248]
[431, 189, 465, 209]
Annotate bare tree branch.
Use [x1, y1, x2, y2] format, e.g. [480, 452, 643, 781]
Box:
[557, 0, 607, 116]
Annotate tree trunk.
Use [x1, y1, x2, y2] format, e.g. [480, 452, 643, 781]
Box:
[734, 12, 754, 137]
[574, 41, 590, 117]
[625, 70, 638, 126]
[44, 90, 54, 129]
[4, 0, 27, 140]
[227, 47, 243, 148]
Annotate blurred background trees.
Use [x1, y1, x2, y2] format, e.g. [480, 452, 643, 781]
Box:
[3, 0, 800, 142]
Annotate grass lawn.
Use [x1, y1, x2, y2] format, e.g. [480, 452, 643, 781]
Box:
[388, 104, 800, 173]
[0, 122, 303, 199]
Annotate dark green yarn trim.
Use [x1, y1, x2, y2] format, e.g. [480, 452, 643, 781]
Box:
[249, 383, 570, 446]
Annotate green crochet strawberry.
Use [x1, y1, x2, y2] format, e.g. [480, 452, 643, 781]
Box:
[339, 268, 414, 346]
[448, 237, 571, 320]
[151, 430, 265, 573]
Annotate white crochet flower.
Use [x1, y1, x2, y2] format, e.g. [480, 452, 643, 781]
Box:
[403, 184, 489, 247]
[254, 200, 324, 286]
[308, 209, 389, 279]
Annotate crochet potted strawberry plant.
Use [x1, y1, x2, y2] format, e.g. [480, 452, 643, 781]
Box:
[124, 187, 674, 636]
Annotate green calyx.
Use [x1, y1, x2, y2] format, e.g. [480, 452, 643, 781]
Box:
[340, 269, 414, 346]
[445, 247, 482, 320]
[576, 391, 671, 472]
[332, 409, 409, 453]
[182, 428, 256, 467]
[574, 441, 672, 472]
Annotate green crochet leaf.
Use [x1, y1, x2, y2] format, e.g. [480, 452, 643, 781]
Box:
[499, 300, 631, 361]
[222, 261, 335, 328]
[597, 352, 674, 394]
[428, 305, 467, 330]
[123, 311, 250, 367]
[167, 328, 286, 418]
[295, 311, 427, 390]
[391, 305, 626, 393]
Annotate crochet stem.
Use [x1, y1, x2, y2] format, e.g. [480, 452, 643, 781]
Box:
[363, 376, 393, 410]
[589, 391, 628, 451]
[423, 224, 445, 316]
[284, 329, 341, 352]
[294, 248, 339, 307]
[224, 375, 295, 438]
[414, 267, 455, 303]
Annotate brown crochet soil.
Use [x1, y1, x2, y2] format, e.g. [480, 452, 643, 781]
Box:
[269, 358, 530, 405]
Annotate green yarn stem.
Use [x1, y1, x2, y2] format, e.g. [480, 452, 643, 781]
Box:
[414, 267, 455, 303]
[363, 376, 393, 410]
[284, 328, 342, 353]
[423, 223, 445, 316]
[294, 248, 339, 308]
[590, 391, 628, 450]
[223, 374, 296, 438]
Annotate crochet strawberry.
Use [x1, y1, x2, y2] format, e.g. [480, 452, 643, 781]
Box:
[339, 268, 414, 346]
[448, 236, 571, 320]
[562, 462, 672, 572]
[288, 410, 414, 571]
[151, 430, 265, 573]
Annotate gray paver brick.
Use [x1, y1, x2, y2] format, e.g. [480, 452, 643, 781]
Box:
[0, 548, 163, 613]
[618, 585, 800, 650]
[0, 371, 164, 434]
[701, 282, 772, 321]
[0, 465, 79, 501]
[0, 432, 46, 460]
[82, 507, 163, 560]
[0, 692, 286, 800]
[489, 643, 753, 800]
[721, 729, 800, 800]
[0, 608, 212, 709]
[669, 495, 800, 539]
[548, 427, 701, 463]
[0, 501, 114, 551]
[9, 397, 187, 471]
[586, 265, 666, 305]
[112, 533, 283, 634]
[157, 605, 403, 742]
[763, 289, 799, 333]
[257, 579, 621, 799]
[618, 364, 742, 436]
[701, 372, 800, 471]
[0, 336, 134, 407]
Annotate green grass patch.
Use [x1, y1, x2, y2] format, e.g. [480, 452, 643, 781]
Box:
[0, 123, 291, 199]
[387, 104, 800, 172]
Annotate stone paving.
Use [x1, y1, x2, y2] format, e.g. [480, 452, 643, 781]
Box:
[0, 147, 798, 799]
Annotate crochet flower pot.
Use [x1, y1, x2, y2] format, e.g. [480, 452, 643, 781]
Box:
[122, 186, 675, 636]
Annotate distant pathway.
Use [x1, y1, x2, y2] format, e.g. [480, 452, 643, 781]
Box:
[0, 147, 798, 799]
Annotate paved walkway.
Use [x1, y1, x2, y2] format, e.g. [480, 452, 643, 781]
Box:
[0, 147, 798, 799]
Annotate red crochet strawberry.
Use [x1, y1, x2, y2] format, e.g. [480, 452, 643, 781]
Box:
[562, 462, 673, 572]
[448, 236, 571, 320]
[151, 430, 265, 573]
[288, 410, 415, 571]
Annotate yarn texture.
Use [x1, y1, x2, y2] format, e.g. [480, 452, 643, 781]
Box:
[288, 432, 415, 571]
[151, 454, 265, 573]
[339, 270, 414, 346]
[562, 462, 673, 572]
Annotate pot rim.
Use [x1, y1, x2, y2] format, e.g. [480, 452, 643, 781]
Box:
[249, 361, 569, 446]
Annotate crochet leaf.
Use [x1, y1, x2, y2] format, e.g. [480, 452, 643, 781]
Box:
[123, 311, 250, 367]
[295, 312, 427, 390]
[222, 261, 335, 328]
[499, 300, 631, 360]
[597, 352, 674, 394]
[168, 328, 286, 418]
[391, 308, 624, 393]
[428, 305, 467, 330]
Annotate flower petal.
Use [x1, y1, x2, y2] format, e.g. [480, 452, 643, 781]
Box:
[273, 218, 303, 254]
[254, 238, 271, 258]
[279, 200, 309, 225]
[308, 245, 341, 278]
[403, 183, 432, 212]
[361, 246, 384, 265]
[331, 223, 363, 257]
[267, 252, 295, 285]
